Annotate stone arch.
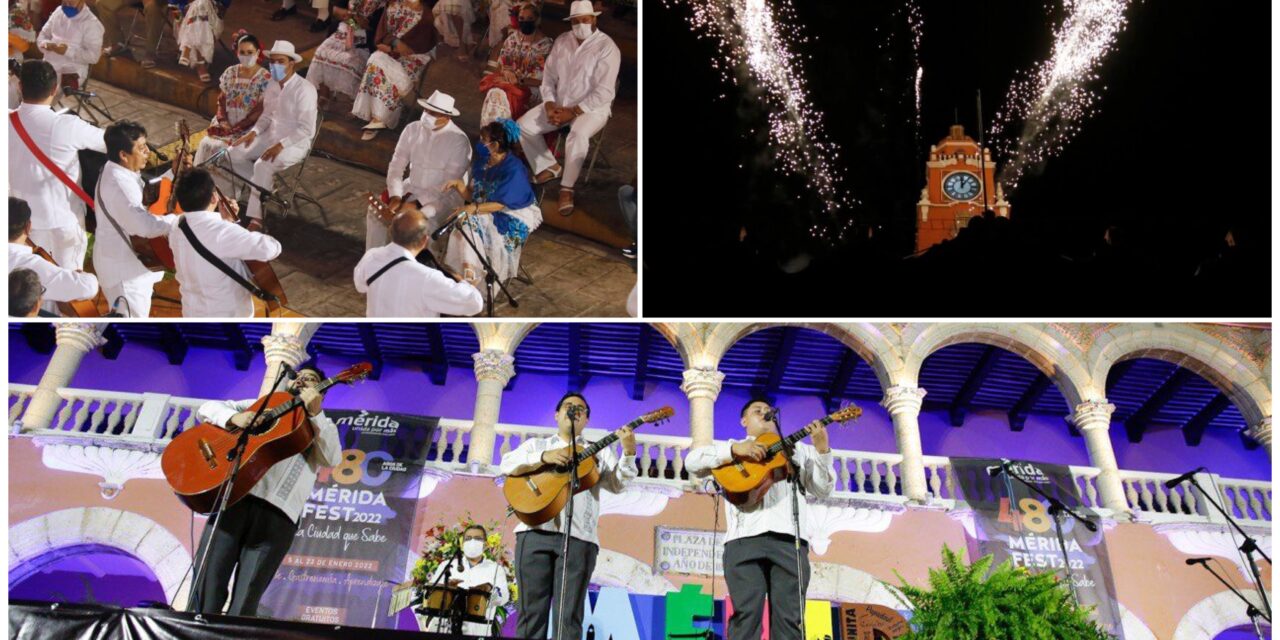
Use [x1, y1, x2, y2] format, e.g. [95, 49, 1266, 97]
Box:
[472, 322, 540, 354]
[1088, 325, 1271, 426]
[1118, 604, 1157, 640]
[9, 507, 191, 606]
[807, 562, 903, 609]
[647, 322, 701, 369]
[696, 323, 899, 392]
[592, 549, 677, 596]
[1173, 590, 1272, 640]
[901, 323, 1091, 408]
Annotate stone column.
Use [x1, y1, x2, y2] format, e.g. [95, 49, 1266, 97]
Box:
[258, 332, 311, 397]
[22, 324, 106, 431]
[1247, 417, 1272, 456]
[681, 368, 725, 448]
[467, 349, 516, 472]
[1070, 400, 1129, 513]
[882, 385, 928, 503]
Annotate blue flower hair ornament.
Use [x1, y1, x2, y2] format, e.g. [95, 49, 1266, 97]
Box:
[495, 118, 521, 144]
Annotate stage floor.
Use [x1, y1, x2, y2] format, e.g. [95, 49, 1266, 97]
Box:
[10, 600, 527, 640]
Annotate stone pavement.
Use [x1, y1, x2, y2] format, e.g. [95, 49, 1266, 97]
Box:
[77, 82, 637, 318]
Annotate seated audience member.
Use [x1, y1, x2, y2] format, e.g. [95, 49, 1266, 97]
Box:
[478, 1, 551, 125]
[36, 0, 102, 87]
[351, 0, 436, 140]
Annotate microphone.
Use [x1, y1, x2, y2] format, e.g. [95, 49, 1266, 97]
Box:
[431, 209, 469, 240]
[62, 86, 96, 98]
[1164, 467, 1206, 489]
[762, 406, 779, 423]
[279, 362, 298, 380]
[197, 146, 229, 168]
[1185, 557, 1212, 566]
[147, 142, 169, 163]
[566, 404, 584, 420]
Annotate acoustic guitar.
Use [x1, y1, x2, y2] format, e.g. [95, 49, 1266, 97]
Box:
[711, 404, 862, 506]
[504, 406, 675, 526]
[363, 191, 464, 282]
[160, 362, 372, 514]
[27, 241, 103, 317]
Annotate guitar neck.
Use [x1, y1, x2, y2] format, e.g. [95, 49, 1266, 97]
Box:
[765, 415, 835, 457]
[573, 417, 644, 463]
[260, 375, 341, 422]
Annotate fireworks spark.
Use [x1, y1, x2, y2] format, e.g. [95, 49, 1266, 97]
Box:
[995, 0, 1133, 191]
[662, 0, 855, 242]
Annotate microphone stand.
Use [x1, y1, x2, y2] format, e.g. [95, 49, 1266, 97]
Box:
[420, 546, 463, 634]
[777, 408, 808, 640]
[1188, 559, 1270, 638]
[64, 87, 113, 126]
[1187, 475, 1272, 620]
[187, 364, 289, 615]
[205, 154, 293, 213]
[447, 209, 518, 316]
[555, 410, 581, 640]
[997, 461, 1097, 606]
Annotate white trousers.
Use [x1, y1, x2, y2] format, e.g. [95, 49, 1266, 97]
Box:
[29, 223, 88, 270]
[227, 137, 310, 221]
[517, 104, 608, 188]
[102, 271, 163, 317]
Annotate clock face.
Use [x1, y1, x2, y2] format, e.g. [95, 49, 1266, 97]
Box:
[942, 172, 982, 201]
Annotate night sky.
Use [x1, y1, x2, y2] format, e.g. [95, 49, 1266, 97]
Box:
[645, 1, 1270, 316]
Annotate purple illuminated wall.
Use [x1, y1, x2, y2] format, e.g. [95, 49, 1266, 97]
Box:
[7, 329, 1270, 480]
[9, 545, 166, 607]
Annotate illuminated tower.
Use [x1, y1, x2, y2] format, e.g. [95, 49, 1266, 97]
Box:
[915, 124, 1011, 252]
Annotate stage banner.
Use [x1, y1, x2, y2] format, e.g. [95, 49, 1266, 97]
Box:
[259, 409, 438, 628]
[950, 457, 1124, 638]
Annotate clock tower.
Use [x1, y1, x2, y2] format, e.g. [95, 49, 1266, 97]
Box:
[915, 124, 1011, 253]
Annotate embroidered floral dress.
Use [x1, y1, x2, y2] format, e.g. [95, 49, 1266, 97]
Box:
[307, 0, 386, 98]
[351, 0, 433, 129]
[479, 29, 551, 125]
[175, 0, 222, 67]
[206, 64, 270, 141]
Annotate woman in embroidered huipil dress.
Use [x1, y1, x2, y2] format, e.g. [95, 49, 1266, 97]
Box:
[174, 0, 223, 82]
[307, 0, 386, 100]
[351, 0, 437, 139]
[478, 1, 550, 125]
[442, 119, 542, 291]
[193, 32, 270, 194]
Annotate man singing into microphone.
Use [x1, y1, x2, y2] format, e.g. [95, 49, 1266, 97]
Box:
[684, 399, 835, 640]
[188, 363, 342, 617]
[499, 392, 638, 640]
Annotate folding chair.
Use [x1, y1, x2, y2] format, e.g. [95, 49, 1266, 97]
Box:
[267, 108, 329, 224]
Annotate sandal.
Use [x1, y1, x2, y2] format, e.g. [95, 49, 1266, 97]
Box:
[557, 187, 574, 216]
[533, 164, 562, 185]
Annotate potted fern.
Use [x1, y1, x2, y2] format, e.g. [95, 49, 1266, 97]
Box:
[891, 546, 1114, 640]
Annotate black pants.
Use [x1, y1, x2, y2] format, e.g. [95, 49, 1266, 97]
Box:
[724, 532, 811, 640]
[514, 530, 598, 640]
[188, 495, 298, 617]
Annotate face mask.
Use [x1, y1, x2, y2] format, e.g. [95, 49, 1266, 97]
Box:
[269, 62, 287, 81]
[60, 5, 79, 18]
[238, 54, 256, 67]
[518, 20, 536, 35]
[572, 23, 592, 40]
[462, 539, 484, 559]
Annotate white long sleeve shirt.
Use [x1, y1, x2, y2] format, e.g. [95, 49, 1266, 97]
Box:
[541, 29, 620, 117]
[499, 434, 637, 546]
[36, 8, 103, 83]
[353, 243, 484, 317]
[8, 103, 107, 231]
[386, 118, 471, 212]
[196, 400, 343, 523]
[685, 439, 835, 545]
[168, 210, 282, 317]
[251, 73, 318, 151]
[8, 242, 99, 302]
[422, 557, 510, 635]
[92, 161, 178, 288]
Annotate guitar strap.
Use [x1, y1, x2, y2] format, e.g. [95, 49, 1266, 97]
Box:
[177, 216, 278, 302]
[9, 111, 95, 209]
[366, 256, 410, 286]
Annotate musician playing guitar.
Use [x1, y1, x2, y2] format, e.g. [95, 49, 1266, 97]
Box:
[93, 120, 178, 317]
[498, 392, 638, 640]
[188, 363, 341, 617]
[353, 202, 483, 317]
[166, 168, 283, 317]
[8, 197, 99, 316]
[685, 399, 837, 640]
